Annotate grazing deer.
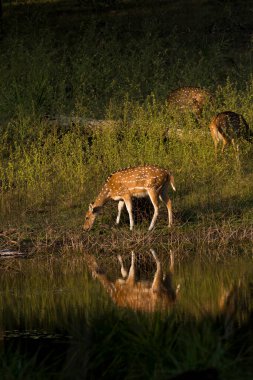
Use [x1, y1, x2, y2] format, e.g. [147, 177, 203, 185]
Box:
[167, 86, 213, 117]
[209, 111, 253, 155]
[83, 165, 176, 231]
[86, 250, 180, 312]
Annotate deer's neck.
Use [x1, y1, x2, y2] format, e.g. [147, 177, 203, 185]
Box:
[93, 185, 110, 208]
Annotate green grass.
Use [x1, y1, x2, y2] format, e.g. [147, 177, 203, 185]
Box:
[0, 98, 252, 250]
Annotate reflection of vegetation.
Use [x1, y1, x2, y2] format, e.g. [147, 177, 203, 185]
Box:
[0, 255, 253, 379]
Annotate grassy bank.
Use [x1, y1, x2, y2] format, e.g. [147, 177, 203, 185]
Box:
[0, 2, 253, 254]
[0, 94, 252, 255]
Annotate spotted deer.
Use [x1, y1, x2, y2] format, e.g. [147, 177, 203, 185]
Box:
[83, 165, 176, 231]
[167, 86, 213, 117]
[209, 111, 253, 155]
[86, 250, 180, 312]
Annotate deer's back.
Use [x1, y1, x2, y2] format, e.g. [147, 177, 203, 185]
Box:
[106, 166, 169, 194]
[167, 86, 212, 113]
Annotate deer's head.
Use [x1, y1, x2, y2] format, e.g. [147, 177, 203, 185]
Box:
[83, 203, 101, 231]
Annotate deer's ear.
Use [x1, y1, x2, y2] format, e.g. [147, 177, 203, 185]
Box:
[89, 203, 94, 212]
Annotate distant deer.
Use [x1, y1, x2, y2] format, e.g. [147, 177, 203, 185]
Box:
[83, 165, 176, 231]
[86, 250, 180, 312]
[209, 111, 253, 155]
[167, 86, 213, 117]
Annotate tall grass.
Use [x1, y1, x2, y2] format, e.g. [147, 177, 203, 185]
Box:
[0, 5, 253, 225]
[1, 93, 252, 227]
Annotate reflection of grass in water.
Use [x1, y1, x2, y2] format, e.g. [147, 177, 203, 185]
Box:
[0, 256, 109, 330]
[0, 255, 253, 378]
[175, 256, 253, 320]
[0, 251, 252, 328]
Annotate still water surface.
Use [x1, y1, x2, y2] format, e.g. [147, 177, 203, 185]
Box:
[0, 251, 253, 373]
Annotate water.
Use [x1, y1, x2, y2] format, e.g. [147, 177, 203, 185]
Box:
[0, 251, 253, 379]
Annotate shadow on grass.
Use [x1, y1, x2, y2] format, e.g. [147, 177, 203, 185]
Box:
[176, 193, 253, 225]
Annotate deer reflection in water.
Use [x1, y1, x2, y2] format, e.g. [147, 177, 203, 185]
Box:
[86, 250, 180, 312]
[218, 279, 251, 338]
[86, 250, 251, 323]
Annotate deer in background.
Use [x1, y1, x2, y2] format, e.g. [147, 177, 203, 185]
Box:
[209, 111, 253, 155]
[86, 250, 180, 312]
[167, 86, 213, 117]
[83, 165, 176, 231]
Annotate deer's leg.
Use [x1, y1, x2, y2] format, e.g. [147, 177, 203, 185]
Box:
[221, 137, 228, 153]
[211, 132, 220, 158]
[210, 125, 219, 157]
[151, 250, 180, 300]
[231, 139, 240, 163]
[117, 255, 128, 279]
[147, 189, 159, 230]
[150, 249, 162, 292]
[116, 201, 125, 225]
[231, 139, 238, 152]
[166, 198, 172, 227]
[126, 251, 136, 286]
[168, 250, 180, 296]
[124, 196, 134, 230]
[213, 139, 218, 158]
[160, 184, 173, 227]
